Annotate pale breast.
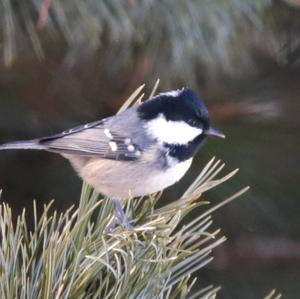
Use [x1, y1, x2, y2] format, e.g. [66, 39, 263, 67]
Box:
[76, 157, 193, 198]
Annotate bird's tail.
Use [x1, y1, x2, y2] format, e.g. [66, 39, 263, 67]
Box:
[0, 140, 46, 151]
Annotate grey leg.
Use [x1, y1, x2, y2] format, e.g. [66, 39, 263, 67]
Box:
[112, 199, 133, 230]
[104, 198, 133, 233]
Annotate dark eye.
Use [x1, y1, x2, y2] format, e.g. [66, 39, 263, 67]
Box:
[187, 118, 202, 128]
[195, 111, 204, 120]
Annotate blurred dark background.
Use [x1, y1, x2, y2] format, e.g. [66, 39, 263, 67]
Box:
[0, 0, 300, 298]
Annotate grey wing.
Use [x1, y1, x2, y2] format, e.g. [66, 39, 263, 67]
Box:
[38, 119, 143, 161]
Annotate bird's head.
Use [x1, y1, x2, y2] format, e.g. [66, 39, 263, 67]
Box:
[138, 88, 225, 147]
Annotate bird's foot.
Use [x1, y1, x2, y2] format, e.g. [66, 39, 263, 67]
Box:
[104, 198, 133, 234]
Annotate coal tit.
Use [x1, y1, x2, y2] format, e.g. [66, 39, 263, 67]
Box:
[0, 88, 224, 229]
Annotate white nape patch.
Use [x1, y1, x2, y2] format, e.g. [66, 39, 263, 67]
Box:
[159, 89, 181, 98]
[104, 129, 113, 139]
[109, 141, 118, 152]
[127, 144, 135, 152]
[146, 113, 202, 144]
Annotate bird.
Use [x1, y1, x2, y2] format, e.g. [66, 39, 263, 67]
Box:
[0, 88, 225, 230]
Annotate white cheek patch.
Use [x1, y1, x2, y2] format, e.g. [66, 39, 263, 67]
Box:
[146, 114, 203, 144]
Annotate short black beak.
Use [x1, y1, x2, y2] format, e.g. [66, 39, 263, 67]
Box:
[205, 128, 225, 139]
